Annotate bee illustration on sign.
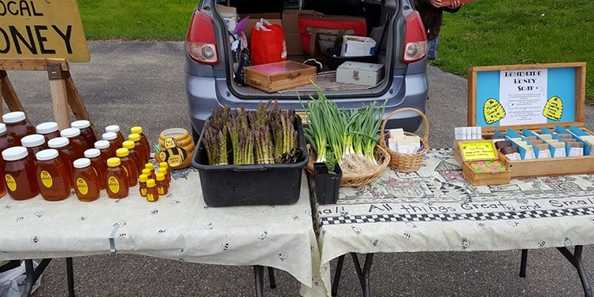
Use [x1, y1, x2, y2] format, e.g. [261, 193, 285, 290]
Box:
[543, 96, 563, 121]
[483, 98, 506, 124]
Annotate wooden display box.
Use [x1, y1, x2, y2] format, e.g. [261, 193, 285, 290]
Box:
[453, 143, 512, 186]
[245, 61, 316, 93]
[465, 62, 591, 178]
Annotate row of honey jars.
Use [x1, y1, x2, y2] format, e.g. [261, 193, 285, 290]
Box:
[138, 162, 170, 202]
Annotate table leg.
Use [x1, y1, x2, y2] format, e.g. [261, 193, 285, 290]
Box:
[267, 267, 277, 289]
[331, 255, 345, 297]
[557, 246, 592, 297]
[66, 257, 76, 297]
[350, 253, 374, 297]
[21, 259, 52, 297]
[254, 266, 265, 297]
[519, 249, 528, 278]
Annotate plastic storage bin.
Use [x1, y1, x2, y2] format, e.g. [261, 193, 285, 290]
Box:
[193, 117, 308, 207]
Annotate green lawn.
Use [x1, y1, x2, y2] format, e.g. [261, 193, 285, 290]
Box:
[78, 0, 197, 40]
[436, 0, 594, 100]
[78, 0, 593, 99]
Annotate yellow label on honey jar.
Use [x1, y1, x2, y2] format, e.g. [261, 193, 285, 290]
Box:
[40, 171, 53, 188]
[108, 176, 120, 193]
[5, 174, 16, 192]
[158, 186, 165, 195]
[140, 188, 147, 197]
[76, 178, 89, 195]
[146, 193, 155, 202]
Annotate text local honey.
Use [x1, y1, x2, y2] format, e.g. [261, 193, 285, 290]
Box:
[0, 0, 74, 55]
[2, 146, 38, 200]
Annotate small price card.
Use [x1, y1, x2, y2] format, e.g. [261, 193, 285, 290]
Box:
[459, 140, 498, 162]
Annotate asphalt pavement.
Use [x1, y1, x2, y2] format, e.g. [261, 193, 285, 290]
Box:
[6, 41, 594, 297]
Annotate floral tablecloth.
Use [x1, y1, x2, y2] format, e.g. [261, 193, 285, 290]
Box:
[315, 149, 594, 295]
[0, 169, 319, 290]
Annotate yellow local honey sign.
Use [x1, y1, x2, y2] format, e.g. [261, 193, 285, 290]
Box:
[483, 98, 506, 124]
[543, 96, 563, 121]
[459, 140, 498, 162]
[0, 0, 90, 62]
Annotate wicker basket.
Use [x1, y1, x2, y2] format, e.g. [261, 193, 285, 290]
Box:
[306, 145, 391, 188]
[380, 108, 429, 172]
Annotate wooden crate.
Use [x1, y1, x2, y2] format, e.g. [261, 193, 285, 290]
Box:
[453, 143, 512, 186]
[467, 62, 592, 178]
[245, 61, 316, 93]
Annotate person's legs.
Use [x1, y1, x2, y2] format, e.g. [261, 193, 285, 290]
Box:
[428, 36, 440, 60]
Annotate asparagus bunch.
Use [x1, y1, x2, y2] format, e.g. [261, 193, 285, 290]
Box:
[270, 102, 297, 162]
[203, 125, 228, 165]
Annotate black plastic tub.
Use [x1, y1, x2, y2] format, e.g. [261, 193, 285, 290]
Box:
[193, 117, 308, 207]
[313, 163, 342, 205]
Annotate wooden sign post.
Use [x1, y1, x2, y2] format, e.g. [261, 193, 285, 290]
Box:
[0, 0, 91, 128]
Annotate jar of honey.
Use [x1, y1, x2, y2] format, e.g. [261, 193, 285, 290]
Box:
[141, 168, 154, 180]
[122, 140, 142, 171]
[102, 132, 122, 153]
[128, 133, 149, 163]
[116, 148, 138, 187]
[138, 174, 148, 197]
[159, 162, 171, 183]
[2, 146, 39, 200]
[47, 137, 76, 188]
[130, 126, 150, 153]
[71, 120, 97, 147]
[105, 125, 125, 144]
[94, 140, 114, 159]
[35, 122, 60, 142]
[155, 172, 168, 196]
[106, 157, 129, 199]
[61, 127, 88, 156]
[2, 112, 35, 144]
[146, 179, 158, 202]
[84, 149, 106, 189]
[35, 149, 70, 201]
[21, 134, 48, 157]
[73, 158, 100, 202]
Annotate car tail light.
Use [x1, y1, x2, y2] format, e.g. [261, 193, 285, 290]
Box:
[186, 10, 218, 64]
[402, 11, 427, 63]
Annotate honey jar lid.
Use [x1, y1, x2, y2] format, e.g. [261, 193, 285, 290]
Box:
[36, 122, 59, 134]
[107, 157, 121, 167]
[0, 123, 5, 134]
[21, 134, 45, 148]
[2, 146, 28, 161]
[159, 162, 168, 169]
[128, 133, 141, 142]
[130, 126, 144, 134]
[156, 172, 165, 181]
[84, 149, 100, 158]
[142, 168, 152, 175]
[94, 140, 110, 149]
[73, 158, 91, 169]
[36, 149, 59, 161]
[145, 163, 154, 170]
[48, 137, 70, 149]
[2, 111, 26, 123]
[122, 141, 135, 149]
[116, 148, 129, 157]
[71, 120, 91, 129]
[105, 125, 121, 133]
[61, 127, 81, 138]
[147, 179, 156, 187]
[102, 132, 117, 141]
[139, 174, 148, 182]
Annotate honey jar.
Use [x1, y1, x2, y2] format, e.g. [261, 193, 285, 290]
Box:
[2, 111, 35, 144]
[21, 134, 48, 157]
[105, 125, 125, 144]
[47, 137, 76, 188]
[138, 174, 148, 197]
[116, 148, 138, 186]
[102, 132, 122, 154]
[73, 158, 100, 202]
[146, 179, 158, 202]
[2, 146, 39, 200]
[106, 157, 129, 199]
[128, 133, 149, 164]
[130, 126, 150, 155]
[61, 127, 88, 157]
[156, 172, 168, 196]
[84, 149, 106, 189]
[94, 140, 114, 159]
[35, 122, 60, 142]
[122, 140, 142, 171]
[35, 149, 71, 201]
[71, 120, 97, 147]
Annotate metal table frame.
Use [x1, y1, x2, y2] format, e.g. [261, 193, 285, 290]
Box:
[11, 257, 276, 297]
[331, 247, 592, 297]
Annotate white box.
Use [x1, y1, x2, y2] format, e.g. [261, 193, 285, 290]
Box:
[336, 61, 384, 87]
[340, 35, 376, 57]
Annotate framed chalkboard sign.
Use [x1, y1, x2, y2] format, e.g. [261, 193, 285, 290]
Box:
[468, 62, 587, 133]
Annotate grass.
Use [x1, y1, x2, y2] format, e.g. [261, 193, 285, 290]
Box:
[435, 0, 594, 100]
[78, 0, 198, 40]
[77, 0, 593, 99]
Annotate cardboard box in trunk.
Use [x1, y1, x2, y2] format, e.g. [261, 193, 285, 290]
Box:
[336, 61, 383, 87]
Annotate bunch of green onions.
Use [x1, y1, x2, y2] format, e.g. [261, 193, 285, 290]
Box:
[305, 88, 383, 173]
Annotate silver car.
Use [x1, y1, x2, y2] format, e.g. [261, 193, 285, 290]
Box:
[186, 0, 429, 138]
